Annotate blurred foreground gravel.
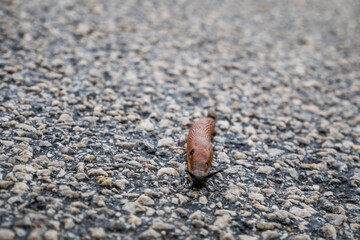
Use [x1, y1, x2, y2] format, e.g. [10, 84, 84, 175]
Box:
[1, 0, 360, 239]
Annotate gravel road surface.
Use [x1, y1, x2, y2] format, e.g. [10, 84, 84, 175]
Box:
[1, 0, 360, 239]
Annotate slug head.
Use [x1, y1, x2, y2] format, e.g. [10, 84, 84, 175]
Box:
[186, 170, 223, 189]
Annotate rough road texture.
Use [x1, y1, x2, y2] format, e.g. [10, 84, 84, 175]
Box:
[1, 0, 360, 239]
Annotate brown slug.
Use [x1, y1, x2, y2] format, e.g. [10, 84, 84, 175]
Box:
[186, 114, 223, 189]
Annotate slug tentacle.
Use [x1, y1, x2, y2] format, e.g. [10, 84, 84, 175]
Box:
[203, 169, 224, 180]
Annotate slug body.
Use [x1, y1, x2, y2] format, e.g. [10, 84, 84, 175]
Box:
[186, 117, 222, 189]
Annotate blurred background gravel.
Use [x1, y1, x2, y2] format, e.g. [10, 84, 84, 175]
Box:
[0, 0, 360, 239]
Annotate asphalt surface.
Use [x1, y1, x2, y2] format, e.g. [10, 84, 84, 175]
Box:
[1, 0, 360, 239]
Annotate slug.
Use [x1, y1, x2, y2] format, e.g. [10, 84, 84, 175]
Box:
[186, 114, 223, 189]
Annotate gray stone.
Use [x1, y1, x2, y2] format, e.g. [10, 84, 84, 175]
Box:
[322, 224, 337, 239]
[0, 229, 15, 240]
[89, 228, 107, 239]
[261, 230, 279, 240]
